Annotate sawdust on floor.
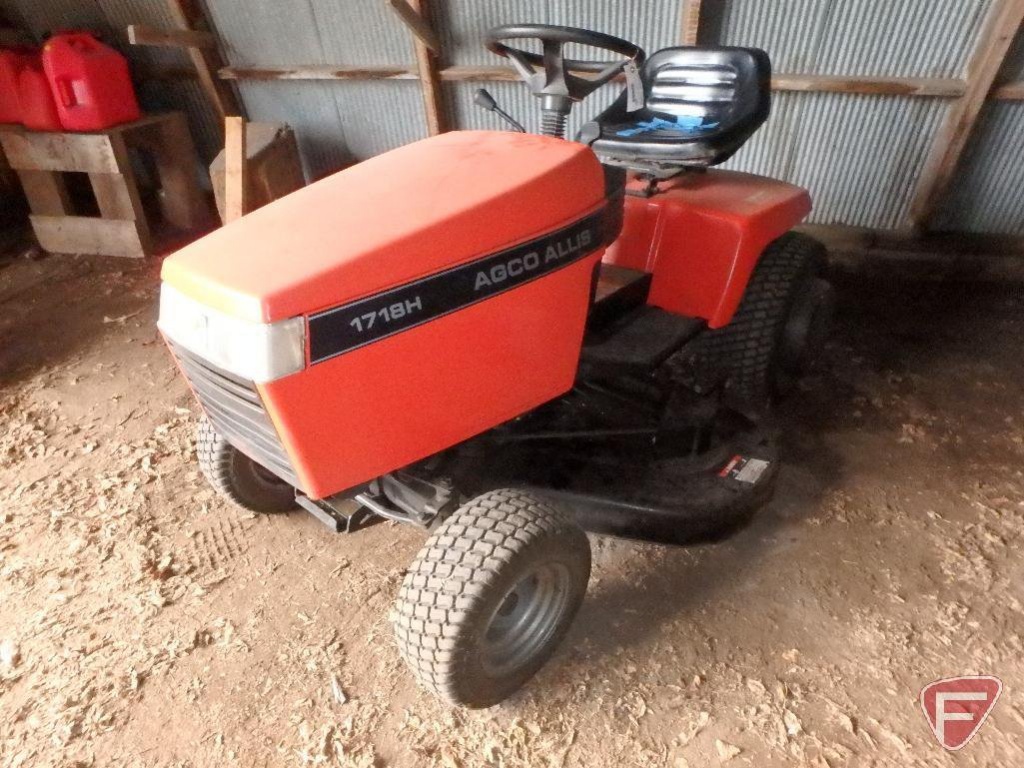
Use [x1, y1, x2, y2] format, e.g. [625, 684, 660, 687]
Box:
[1, 250, 1023, 767]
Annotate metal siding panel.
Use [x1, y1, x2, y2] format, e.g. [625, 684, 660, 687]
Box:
[237, 80, 425, 178]
[238, 81, 354, 179]
[0, 0, 107, 40]
[935, 103, 1024, 234]
[725, 92, 949, 229]
[444, 80, 617, 138]
[205, 0, 324, 66]
[313, 1, 417, 65]
[329, 82, 427, 159]
[717, 0, 991, 78]
[435, 0, 685, 67]
[998, 28, 1024, 82]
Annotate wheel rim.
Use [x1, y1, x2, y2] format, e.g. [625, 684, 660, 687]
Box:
[480, 562, 572, 677]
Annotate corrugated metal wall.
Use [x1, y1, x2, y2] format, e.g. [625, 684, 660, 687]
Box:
[935, 28, 1024, 233]
[3, 0, 1023, 233]
[202, 0, 425, 179]
[709, 0, 991, 228]
[712, 0, 989, 77]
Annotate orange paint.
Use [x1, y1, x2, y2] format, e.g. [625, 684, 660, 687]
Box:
[162, 131, 606, 323]
[604, 170, 811, 327]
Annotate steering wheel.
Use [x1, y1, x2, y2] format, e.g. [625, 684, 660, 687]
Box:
[486, 24, 645, 136]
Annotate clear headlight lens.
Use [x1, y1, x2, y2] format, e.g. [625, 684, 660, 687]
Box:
[158, 283, 305, 383]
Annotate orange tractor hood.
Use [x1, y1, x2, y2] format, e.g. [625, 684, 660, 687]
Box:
[161, 130, 606, 324]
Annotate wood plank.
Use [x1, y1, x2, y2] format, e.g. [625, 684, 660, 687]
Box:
[385, 0, 441, 53]
[89, 173, 139, 220]
[16, 170, 71, 216]
[407, 0, 446, 135]
[909, 0, 1024, 227]
[0, 131, 119, 173]
[165, 0, 243, 120]
[220, 65, 417, 81]
[681, 0, 702, 46]
[151, 113, 207, 229]
[224, 116, 247, 222]
[99, 132, 153, 249]
[773, 74, 966, 97]
[127, 24, 216, 49]
[992, 80, 1024, 99]
[30, 216, 147, 258]
[440, 65, 519, 82]
[214, 63, 969, 100]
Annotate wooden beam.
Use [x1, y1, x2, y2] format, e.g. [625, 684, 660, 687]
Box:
[224, 116, 248, 222]
[681, 0, 702, 46]
[220, 65, 418, 81]
[385, 0, 441, 53]
[773, 74, 965, 97]
[406, 0, 446, 135]
[909, 0, 1024, 227]
[440, 65, 519, 82]
[992, 80, 1024, 99]
[215, 64, 973, 102]
[164, 0, 243, 121]
[127, 24, 215, 49]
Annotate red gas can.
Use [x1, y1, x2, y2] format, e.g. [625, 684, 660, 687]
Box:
[0, 48, 32, 124]
[18, 54, 62, 131]
[42, 32, 140, 131]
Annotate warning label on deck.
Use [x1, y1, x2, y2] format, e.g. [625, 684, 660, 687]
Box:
[719, 455, 770, 484]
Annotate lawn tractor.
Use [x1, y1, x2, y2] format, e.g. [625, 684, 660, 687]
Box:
[158, 25, 833, 708]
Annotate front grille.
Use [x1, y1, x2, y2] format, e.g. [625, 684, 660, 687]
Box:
[169, 341, 300, 486]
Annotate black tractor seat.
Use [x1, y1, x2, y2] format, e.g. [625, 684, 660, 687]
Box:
[579, 46, 771, 176]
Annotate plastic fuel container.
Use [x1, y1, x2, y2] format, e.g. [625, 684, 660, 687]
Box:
[42, 32, 140, 131]
[18, 54, 61, 131]
[0, 48, 32, 124]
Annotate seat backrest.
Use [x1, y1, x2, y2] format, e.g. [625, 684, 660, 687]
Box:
[642, 46, 771, 139]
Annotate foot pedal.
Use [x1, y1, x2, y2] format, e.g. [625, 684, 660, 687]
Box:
[581, 306, 704, 375]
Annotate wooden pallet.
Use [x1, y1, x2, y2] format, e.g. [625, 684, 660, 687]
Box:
[0, 112, 206, 258]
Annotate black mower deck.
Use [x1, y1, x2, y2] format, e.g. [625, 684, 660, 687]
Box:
[473, 408, 777, 546]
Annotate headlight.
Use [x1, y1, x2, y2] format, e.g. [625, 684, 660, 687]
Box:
[158, 283, 305, 383]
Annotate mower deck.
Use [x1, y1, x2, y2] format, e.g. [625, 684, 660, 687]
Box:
[477, 409, 777, 545]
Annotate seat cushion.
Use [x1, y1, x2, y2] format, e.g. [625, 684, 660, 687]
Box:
[581, 46, 771, 170]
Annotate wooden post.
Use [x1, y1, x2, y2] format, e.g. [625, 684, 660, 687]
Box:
[163, 0, 243, 122]
[405, 0, 446, 135]
[908, 0, 1024, 228]
[681, 0, 703, 46]
[385, 0, 441, 52]
[224, 116, 248, 222]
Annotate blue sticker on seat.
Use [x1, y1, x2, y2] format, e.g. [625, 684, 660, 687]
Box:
[616, 115, 720, 137]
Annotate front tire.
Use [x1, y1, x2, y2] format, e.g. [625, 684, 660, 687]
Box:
[392, 489, 591, 708]
[195, 415, 297, 513]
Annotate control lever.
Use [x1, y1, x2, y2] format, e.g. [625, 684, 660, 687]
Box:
[473, 88, 526, 133]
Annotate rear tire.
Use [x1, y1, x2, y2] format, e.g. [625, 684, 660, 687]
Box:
[196, 415, 297, 513]
[392, 489, 591, 708]
[695, 232, 833, 407]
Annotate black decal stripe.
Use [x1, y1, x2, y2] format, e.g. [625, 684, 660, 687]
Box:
[308, 210, 605, 364]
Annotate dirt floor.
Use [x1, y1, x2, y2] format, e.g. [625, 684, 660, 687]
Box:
[1, 244, 1023, 768]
